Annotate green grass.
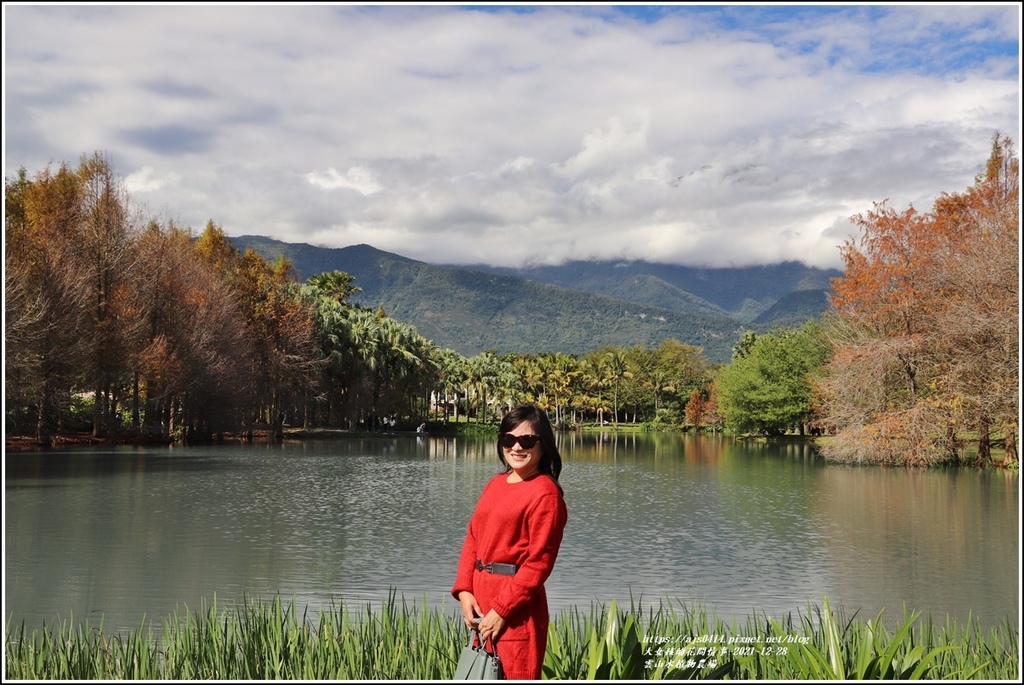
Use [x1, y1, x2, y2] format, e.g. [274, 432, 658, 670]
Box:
[5, 594, 1018, 680]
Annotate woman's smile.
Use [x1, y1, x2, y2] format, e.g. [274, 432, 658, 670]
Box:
[503, 427, 541, 480]
[507, 449, 533, 467]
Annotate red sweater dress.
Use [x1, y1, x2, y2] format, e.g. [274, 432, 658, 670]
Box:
[452, 472, 568, 680]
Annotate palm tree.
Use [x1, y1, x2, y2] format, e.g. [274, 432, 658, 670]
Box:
[468, 351, 502, 425]
[602, 350, 631, 429]
[549, 353, 580, 427]
[645, 369, 676, 414]
[434, 348, 467, 423]
[579, 358, 607, 425]
[307, 270, 361, 304]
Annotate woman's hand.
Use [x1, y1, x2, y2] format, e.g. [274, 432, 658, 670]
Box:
[476, 609, 506, 644]
[457, 591, 482, 630]
[458, 593, 505, 643]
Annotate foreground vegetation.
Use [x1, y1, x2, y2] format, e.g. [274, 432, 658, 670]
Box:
[5, 594, 1017, 680]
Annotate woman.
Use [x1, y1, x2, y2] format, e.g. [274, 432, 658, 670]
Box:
[452, 404, 568, 680]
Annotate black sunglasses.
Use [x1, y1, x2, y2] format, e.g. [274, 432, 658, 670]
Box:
[499, 433, 542, 449]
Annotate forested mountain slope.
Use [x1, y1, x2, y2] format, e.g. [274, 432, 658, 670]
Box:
[466, 259, 840, 323]
[232, 236, 834, 362]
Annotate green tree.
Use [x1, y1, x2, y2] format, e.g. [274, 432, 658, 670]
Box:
[434, 347, 468, 423]
[715, 323, 830, 435]
[652, 339, 709, 424]
[602, 349, 631, 428]
[732, 331, 758, 360]
[578, 357, 610, 425]
[307, 270, 361, 304]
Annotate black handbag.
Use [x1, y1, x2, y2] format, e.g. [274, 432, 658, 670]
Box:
[453, 628, 503, 680]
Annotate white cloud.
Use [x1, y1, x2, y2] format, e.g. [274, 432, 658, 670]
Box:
[555, 114, 653, 180]
[124, 165, 181, 194]
[305, 166, 382, 195]
[3, 4, 1019, 270]
[499, 156, 535, 173]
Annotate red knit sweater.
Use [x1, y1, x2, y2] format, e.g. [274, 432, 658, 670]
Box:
[452, 472, 567, 680]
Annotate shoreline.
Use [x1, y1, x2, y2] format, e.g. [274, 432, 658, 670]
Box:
[3, 427, 432, 451]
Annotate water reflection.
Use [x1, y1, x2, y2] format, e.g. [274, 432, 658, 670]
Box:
[4, 434, 1017, 638]
[813, 465, 1019, 627]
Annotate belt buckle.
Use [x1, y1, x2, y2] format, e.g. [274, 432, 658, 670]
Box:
[476, 559, 516, 575]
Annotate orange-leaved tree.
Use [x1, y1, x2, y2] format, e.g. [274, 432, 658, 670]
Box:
[819, 135, 1018, 466]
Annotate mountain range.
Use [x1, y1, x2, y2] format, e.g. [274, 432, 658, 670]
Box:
[231, 235, 841, 364]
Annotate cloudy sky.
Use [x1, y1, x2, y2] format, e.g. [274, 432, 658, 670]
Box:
[3, 3, 1020, 269]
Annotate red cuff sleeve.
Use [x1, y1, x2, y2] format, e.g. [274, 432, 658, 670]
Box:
[452, 519, 478, 600]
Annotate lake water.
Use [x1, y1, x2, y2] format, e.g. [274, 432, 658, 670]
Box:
[4, 433, 1019, 637]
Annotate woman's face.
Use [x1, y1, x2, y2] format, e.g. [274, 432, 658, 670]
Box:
[501, 421, 543, 480]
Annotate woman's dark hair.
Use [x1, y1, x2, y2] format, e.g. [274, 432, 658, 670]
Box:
[496, 403, 563, 486]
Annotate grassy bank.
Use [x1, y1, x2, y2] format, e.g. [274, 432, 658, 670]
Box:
[5, 594, 1018, 680]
